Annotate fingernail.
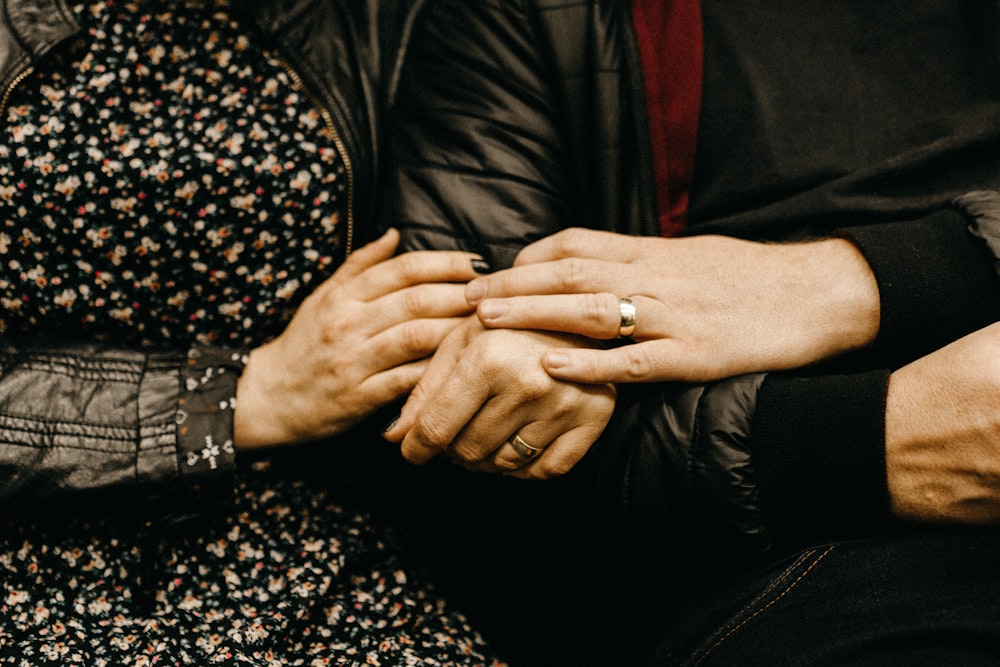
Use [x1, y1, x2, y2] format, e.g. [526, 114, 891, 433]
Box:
[465, 279, 487, 304]
[383, 414, 400, 433]
[545, 351, 569, 369]
[478, 300, 506, 321]
[471, 258, 492, 274]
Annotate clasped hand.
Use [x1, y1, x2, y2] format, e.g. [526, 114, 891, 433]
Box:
[382, 228, 879, 479]
[234, 229, 483, 448]
[465, 228, 881, 383]
[383, 318, 616, 479]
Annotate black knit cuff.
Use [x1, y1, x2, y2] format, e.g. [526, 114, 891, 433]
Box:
[837, 209, 1000, 367]
[176, 346, 247, 484]
[752, 369, 892, 548]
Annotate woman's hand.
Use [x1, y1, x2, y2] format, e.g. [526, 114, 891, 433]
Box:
[233, 229, 483, 449]
[466, 228, 881, 384]
[383, 318, 616, 479]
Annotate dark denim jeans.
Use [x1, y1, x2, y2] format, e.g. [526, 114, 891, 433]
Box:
[643, 527, 1000, 666]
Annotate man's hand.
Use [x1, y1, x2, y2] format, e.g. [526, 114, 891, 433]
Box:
[466, 228, 881, 383]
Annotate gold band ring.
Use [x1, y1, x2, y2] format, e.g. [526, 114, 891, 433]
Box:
[508, 434, 543, 458]
[618, 297, 636, 338]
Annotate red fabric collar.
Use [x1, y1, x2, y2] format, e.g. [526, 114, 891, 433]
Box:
[631, 0, 703, 237]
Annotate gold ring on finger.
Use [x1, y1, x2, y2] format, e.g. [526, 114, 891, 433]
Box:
[508, 433, 543, 459]
[618, 297, 636, 338]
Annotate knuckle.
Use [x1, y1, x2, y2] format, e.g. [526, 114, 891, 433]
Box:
[584, 292, 618, 331]
[382, 368, 421, 398]
[412, 418, 453, 452]
[401, 286, 432, 316]
[450, 441, 488, 463]
[319, 318, 350, 345]
[624, 347, 653, 380]
[515, 373, 551, 402]
[532, 457, 573, 479]
[553, 228, 588, 257]
[554, 257, 588, 292]
[391, 253, 423, 283]
[494, 456, 523, 472]
[399, 322, 435, 354]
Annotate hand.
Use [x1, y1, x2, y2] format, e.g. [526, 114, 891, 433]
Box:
[886, 322, 1000, 523]
[234, 229, 482, 448]
[466, 228, 880, 383]
[383, 318, 616, 479]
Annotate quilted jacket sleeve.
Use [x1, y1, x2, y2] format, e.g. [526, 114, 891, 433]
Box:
[387, 0, 1000, 563]
[0, 338, 245, 501]
[619, 195, 1000, 559]
[385, 0, 575, 268]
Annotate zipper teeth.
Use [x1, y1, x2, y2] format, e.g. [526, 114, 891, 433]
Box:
[0, 66, 35, 119]
[276, 60, 356, 256]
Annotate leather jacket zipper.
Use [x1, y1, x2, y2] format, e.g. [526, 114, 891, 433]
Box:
[0, 66, 35, 119]
[273, 57, 356, 257]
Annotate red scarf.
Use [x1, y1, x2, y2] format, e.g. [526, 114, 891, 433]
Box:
[631, 0, 703, 236]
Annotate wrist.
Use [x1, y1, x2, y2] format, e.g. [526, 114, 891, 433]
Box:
[234, 344, 289, 450]
[789, 238, 880, 359]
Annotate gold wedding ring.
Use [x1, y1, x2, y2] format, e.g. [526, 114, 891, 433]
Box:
[508, 434, 543, 458]
[618, 297, 636, 338]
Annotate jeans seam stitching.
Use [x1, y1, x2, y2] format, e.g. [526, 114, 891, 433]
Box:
[690, 545, 836, 667]
[696, 549, 814, 644]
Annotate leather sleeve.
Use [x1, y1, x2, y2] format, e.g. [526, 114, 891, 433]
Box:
[0, 339, 244, 501]
[385, 0, 573, 268]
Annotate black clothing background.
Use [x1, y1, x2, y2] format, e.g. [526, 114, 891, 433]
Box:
[385, 1, 1000, 666]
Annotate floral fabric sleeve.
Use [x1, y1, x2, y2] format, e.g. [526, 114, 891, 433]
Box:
[176, 346, 248, 484]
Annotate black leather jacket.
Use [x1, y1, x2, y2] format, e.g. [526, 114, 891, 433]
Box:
[0, 0, 415, 500]
[388, 0, 1000, 563]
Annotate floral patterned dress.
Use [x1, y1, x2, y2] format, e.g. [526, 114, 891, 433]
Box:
[0, 1, 506, 664]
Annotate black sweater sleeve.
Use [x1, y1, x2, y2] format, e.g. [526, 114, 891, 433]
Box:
[838, 207, 1000, 368]
[748, 201, 1000, 550]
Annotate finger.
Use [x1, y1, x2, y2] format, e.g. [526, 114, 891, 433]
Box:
[357, 358, 430, 408]
[343, 283, 474, 341]
[477, 292, 654, 340]
[465, 258, 640, 305]
[542, 340, 714, 384]
[489, 425, 552, 472]
[383, 324, 468, 443]
[350, 250, 487, 302]
[440, 356, 555, 468]
[330, 227, 400, 282]
[366, 317, 468, 373]
[369, 282, 475, 331]
[514, 228, 646, 266]
[506, 424, 604, 480]
[399, 356, 493, 464]
[382, 332, 462, 443]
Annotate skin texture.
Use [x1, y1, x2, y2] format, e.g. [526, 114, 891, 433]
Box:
[466, 228, 881, 384]
[886, 322, 1000, 523]
[386, 227, 881, 478]
[233, 229, 482, 449]
[383, 318, 616, 479]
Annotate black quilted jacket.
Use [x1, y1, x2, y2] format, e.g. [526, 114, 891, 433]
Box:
[386, 0, 1000, 568]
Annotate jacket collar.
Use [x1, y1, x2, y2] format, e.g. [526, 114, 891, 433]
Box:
[0, 0, 79, 89]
